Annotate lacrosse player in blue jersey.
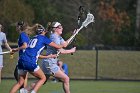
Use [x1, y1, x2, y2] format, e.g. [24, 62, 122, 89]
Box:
[12, 21, 37, 93]
[10, 24, 67, 93]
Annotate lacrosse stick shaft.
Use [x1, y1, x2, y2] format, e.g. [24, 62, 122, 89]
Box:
[56, 26, 83, 57]
[0, 51, 11, 55]
[56, 51, 61, 57]
[67, 26, 83, 44]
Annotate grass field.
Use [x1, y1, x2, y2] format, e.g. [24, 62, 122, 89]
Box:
[0, 79, 140, 93]
[2, 50, 140, 80]
[1, 49, 140, 93]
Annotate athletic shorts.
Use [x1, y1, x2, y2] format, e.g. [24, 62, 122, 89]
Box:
[18, 59, 40, 75]
[18, 66, 40, 75]
[41, 59, 60, 76]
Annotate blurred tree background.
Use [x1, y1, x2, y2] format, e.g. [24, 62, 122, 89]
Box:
[0, 0, 139, 48]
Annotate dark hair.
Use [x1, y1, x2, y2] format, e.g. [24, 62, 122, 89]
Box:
[46, 22, 52, 32]
[16, 21, 27, 31]
[17, 21, 24, 26]
[36, 25, 46, 34]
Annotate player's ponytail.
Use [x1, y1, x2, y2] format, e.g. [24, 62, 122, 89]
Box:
[25, 23, 40, 35]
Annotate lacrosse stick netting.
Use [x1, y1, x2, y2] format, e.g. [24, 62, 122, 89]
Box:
[67, 12, 94, 44]
[57, 12, 95, 57]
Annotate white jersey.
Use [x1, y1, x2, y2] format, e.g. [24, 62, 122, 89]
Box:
[0, 32, 7, 69]
[46, 33, 64, 63]
[46, 33, 64, 55]
[42, 33, 65, 75]
[0, 32, 7, 46]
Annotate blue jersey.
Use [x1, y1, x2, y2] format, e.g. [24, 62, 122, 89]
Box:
[18, 35, 52, 71]
[18, 32, 30, 56]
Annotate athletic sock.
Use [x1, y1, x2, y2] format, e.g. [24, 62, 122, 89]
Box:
[19, 88, 28, 93]
[31, 90, 36, 93]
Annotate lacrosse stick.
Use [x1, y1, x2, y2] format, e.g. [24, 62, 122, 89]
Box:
[0, 51, 11, 55]
[56, 12, 95, 57]
[0, 51, 14, 59]
[67, 12, 94, 44]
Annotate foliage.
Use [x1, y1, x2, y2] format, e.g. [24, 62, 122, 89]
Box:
[0, 0, 34, 24]
[7, 25, 19, 42]
[0, 0, 34, 42]
[95, 0, 136, 46]
[97, 0, 130, 31]
[0, 0, 138, 47]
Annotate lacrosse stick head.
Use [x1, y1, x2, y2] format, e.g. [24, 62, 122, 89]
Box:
[82, 12, 95, 27]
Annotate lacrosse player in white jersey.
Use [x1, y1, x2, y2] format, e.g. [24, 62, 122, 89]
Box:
[0, 24, 12, 83]
[41, 22, 76, 93]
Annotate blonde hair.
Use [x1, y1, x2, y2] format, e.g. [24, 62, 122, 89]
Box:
[25, 24, 42, 35]
[0, 24, 2, 31]
[0, 24, 2, 28]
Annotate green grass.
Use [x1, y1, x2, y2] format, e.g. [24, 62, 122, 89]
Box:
[1, 50, 140, 93]
[0, 79, 140, 93]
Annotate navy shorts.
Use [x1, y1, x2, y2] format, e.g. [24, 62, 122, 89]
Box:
[18, 59, 39, 73]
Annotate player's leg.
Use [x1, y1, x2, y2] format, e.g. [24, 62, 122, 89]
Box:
[14, 65, 19, 81]
[23, 72, 28, 88]
[52, 61, 64, 82]
[0, 69, 1, 83]
[57, 61, 63, 71]
[19, 72, 29, 93]
[25, 61, 51, 92]
[30, 68, 46, 93]
[14, 65, 28, 93]
[44, 74, 50, 84]
[10, 70, 27, 93]
[54, 69, 70, 93]
[0, 54, 3, 84]
[26, 73, 50, 92]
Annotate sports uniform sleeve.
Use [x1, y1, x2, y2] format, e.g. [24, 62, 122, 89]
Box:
[20, 32, 29, 44]
[2, 33, 7, 43]
[50, 34, 64, 45]
[44, 37, 52, 45]
[50, 34, 59, 44]
[60, 36, 65, 44]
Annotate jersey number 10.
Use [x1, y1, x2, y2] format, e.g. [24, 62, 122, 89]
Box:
[28, 39, 38, 48]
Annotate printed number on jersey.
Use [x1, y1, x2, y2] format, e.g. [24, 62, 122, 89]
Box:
[28, 39, 38, 48]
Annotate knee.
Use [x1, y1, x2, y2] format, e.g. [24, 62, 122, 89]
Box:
[63, 76, 69, 83]
[42, 75, 46, 82]
[18, 80, 24, 86]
